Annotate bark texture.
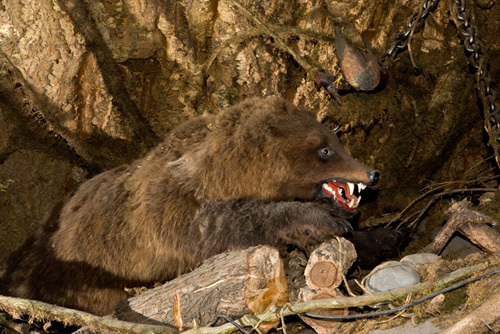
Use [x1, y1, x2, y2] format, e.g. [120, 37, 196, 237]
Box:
[298, 238, 356, 334]
[113, 246, 288, 328]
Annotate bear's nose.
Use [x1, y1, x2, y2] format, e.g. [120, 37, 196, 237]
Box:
[367, 170, 379, 186]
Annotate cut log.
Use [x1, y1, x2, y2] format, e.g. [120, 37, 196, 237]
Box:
[292, 238, 357, 334]
[113, 245, 288, 330]
[304, 237, 357, 291]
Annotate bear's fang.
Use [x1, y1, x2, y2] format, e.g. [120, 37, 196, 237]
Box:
[321, 180, 366, 211]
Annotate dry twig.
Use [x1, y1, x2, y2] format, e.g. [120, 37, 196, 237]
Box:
[392, 187, 496, 230]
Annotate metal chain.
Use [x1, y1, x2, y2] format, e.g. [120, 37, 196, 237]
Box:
[382, 0, 500, 168]
[451, 0, 500, 168]
[382, 0, 440, 60]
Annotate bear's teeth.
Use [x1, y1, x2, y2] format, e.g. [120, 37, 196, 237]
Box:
[348, 196, 362, 209]
[322, 183, 337, 199]
[358, 183, 366, 191]
[347, 182, 355, 195]
[322, 183, 334, 193]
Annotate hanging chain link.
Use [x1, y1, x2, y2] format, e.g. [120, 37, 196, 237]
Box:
[382, 0, 500, 169]
[450, 0, 500, 168]
[382, 0, 440, 60]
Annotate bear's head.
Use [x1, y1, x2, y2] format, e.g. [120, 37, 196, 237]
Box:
[179, 96, 378, 217]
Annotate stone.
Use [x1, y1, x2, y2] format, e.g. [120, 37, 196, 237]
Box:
[365, 261, 421, 293]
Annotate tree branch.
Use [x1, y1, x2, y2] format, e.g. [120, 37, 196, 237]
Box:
[0, 264, 491, 334]
[0, 296, 176, 334]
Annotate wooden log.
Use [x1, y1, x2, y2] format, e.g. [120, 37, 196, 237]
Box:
[298, 288, 348, 334]
[0, 264, 492, 334]
[113, 246, 288, 330]
[293, 238, 357, 334]
[422, 199, 499, 254]
[304, 237, 357, 291]
[287, 238, 357, 303]
[286, 249, 308, 303]
[458, 222, 500, 253]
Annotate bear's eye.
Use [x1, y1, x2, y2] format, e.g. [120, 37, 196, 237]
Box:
[319, 146, 334, 160]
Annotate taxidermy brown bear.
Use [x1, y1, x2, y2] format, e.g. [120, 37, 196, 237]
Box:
[1, 96, 378, 315]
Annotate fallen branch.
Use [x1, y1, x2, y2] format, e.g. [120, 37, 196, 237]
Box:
[459, 223, 500, 253]
[0, 297, 176, 334]
[0, 264, 491, 334]
[283, 264, 487, 316]
[387, 185, 445, 228]
[422, 199, 500, 254]
[387, 179, 497, 229]
[401, 187, 496, 230]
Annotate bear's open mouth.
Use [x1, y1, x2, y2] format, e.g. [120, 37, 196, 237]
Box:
[321, 180, 367, 211]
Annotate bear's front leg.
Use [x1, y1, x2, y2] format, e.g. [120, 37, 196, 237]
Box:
[272, 201, 353, 249]
[185, 199, 351, 260]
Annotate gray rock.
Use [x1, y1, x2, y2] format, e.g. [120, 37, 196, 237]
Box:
[400, 253, 439, 269]
[441, 235, 482, 258]
[366, 261, 421, 293]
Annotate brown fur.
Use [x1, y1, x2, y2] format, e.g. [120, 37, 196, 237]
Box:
[1, 97, 377, 315]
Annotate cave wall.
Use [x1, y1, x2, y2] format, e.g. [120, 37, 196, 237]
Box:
[0, 0, 499, 260]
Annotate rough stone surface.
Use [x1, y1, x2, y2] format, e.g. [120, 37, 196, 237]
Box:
[365, 261, 421, 293]
[400, 253, 440, 269]
[441, 235, 483, 258]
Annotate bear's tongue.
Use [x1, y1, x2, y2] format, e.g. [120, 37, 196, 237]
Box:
[321, 180, 366, 211]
